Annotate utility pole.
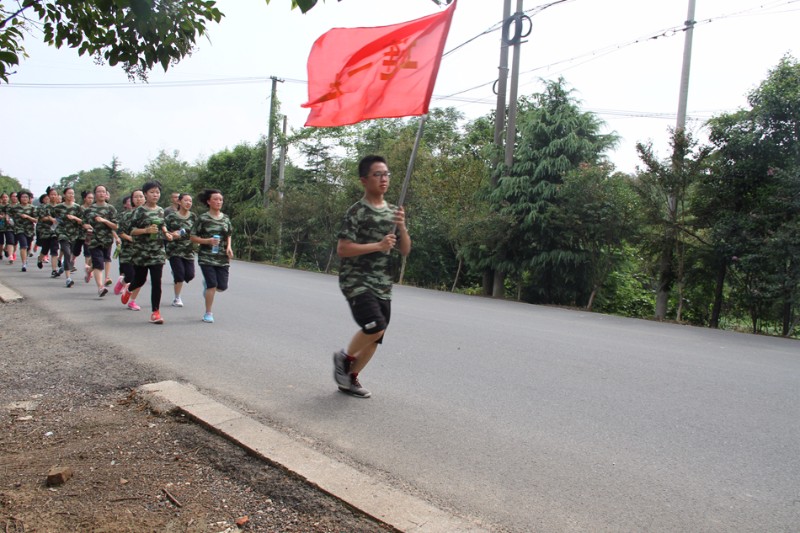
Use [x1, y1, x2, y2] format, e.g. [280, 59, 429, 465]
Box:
[263, 75, 284, 207]
[656, 0, 696, 320]
[492, 0, 527, 299]
[675, 0, 696, 134]
[491, 0, 512, 186]
[484, 0, 513, 297]
[278, 115, 288, 202]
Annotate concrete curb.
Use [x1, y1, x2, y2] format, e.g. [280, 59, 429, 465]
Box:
[138, 380, 487, 533]
[0, 282, 24, 303]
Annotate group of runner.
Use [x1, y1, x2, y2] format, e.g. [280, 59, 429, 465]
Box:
[0, 183, 233, 325]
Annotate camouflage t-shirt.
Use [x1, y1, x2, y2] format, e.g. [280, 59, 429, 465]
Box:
[37, 204, 56, 239]
[8, 204, 36, 237]
[129, 205, 166, 266]
[192, 212, 232, 267]
[0, 204, 6, 232]
[84, 203, 118, 248]
[116, 210, 135, 263]
[52, 203, 84, 243]
[337, 198, 398, 300]
[165, 211, 197, 259]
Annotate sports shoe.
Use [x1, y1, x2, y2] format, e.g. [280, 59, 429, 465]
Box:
[127, 301, 141, 311]
[98, 287, 108, 298]
[50, 270, 59, 278]
[121, 288, 131, 305]
[84, 269, 91, 283]
[113, 276, 125, 295]
[65, 278, 74, 288]
[333, 350, 351, 387]
[150, 311, 164, 324]
[70, 266, 77, 273]
[21, 265, 26, 272]
[202, 312, 214, 323]
[338, 374, 371, 398]
[37, 260, 43, 269]
[172, 296, 183, 307]
[11, 253, 16, 262]
[104, 278, 112, 286]
[57, 266, 64, 275]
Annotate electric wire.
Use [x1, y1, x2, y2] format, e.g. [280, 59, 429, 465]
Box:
[2, 0, 796, 125]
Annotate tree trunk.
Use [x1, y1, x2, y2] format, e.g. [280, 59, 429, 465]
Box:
[586, 286, 597, 311]
[482, 268, 494, 296]
[709, 263, 726, 329]
[781, 257, 796, 337]
[325, 247, 334, 274]
[451, 258, 463, 292]
[492, 269, 505, 299]
[655, 233, 675, 320]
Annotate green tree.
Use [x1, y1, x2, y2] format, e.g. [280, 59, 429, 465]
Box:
[0, 170, 21, 193]
[635, 130, 710, 321]
[489, 78, 618, 303]
[0, 0, 223, 82]
[138, 150, 198, 205]
[699, 56, 800, 336]
[546, 163, 640, 310]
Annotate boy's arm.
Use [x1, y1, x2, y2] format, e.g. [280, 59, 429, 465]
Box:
[337, 236, 396, 258]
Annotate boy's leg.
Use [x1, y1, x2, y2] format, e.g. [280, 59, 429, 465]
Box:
[346, 330, 383, 374]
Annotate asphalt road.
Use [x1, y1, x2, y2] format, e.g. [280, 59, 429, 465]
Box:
[2, 260, 798, 532]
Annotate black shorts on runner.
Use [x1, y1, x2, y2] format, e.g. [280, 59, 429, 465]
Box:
[347, 291, 390, 341]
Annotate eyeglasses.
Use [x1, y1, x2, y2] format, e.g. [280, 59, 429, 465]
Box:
[370, 171, 391, 178]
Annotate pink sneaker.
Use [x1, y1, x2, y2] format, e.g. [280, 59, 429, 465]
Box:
[127, 301, 141, 311]
[113, 276, 125, 295]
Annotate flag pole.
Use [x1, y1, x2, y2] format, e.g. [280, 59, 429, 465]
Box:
[396, 114, 427, 208]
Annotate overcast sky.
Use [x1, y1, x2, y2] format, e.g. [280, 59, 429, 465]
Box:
[1, 0, 798, 194]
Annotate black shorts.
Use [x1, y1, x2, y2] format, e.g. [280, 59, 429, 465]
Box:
[90, 246, 112, 270]
[200, 264, 229, 291]
[347, 291, 391, 340]
[14, 233, 31, 250]
[169, 256, 195, 284]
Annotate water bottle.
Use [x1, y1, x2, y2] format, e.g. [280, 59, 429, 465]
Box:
[211, 234, 220, 254]
[179, 228, 187, 238]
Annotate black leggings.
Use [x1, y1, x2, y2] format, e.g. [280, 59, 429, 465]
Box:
[119, 262, 135, 284]
[130, 264, 163, 312]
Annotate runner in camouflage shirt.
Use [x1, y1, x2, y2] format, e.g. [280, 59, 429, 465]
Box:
[115, 190, 145, 310]
[82, 185, 118, 297]
[126, 181, 174, 324]
[36, 188, 61, 276]
[165, 193, 198, 308]
[52, 187, 84, 287]
[332, 155, 411, 398]
[0, 193, 8, 255]
[9, 190, 38, 271]
[191, 189, 233, 324]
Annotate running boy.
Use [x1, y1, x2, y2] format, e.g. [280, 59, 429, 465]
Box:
[332, 155, 411, 398]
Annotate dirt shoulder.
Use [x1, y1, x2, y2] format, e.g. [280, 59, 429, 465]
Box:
[0, 298, 391, 532]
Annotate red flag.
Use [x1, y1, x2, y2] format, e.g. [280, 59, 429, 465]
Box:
[301, 1, 456, 127]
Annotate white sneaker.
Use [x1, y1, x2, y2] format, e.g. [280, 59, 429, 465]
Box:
[172, 296, 183, 307]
